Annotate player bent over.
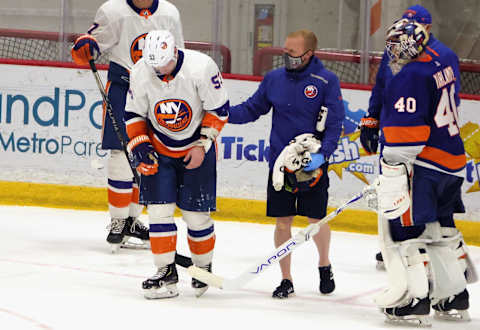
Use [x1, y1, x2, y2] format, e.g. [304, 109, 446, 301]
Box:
[71, 0, 184, 252]
[124, 30, 229, 298]
[364, 20, 477, 326]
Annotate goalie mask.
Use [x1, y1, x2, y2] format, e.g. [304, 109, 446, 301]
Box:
[385, 19, 429, 64]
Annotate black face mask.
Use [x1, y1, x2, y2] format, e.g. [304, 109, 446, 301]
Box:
[283, 50, 310, 71]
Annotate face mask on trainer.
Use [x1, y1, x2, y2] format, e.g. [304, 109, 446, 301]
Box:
[283, 50, 310, 71]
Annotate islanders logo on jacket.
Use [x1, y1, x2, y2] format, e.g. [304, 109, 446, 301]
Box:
[304, 85, 318, 99]
[154, 99, 192, 132]
[130, 33, 148, 64]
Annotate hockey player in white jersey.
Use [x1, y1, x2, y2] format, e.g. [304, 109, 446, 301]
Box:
[71, 0, 184, 251]
[124, 30, 229, 298]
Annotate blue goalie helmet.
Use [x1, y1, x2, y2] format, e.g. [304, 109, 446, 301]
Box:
[385, 19, 429, 64]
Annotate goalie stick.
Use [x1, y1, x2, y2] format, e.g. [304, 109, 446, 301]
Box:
[88, 60, 193, 269]
[187, 189, 366, 290]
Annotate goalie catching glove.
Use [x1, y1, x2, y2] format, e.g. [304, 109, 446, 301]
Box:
[127, 135, 159, 176]
[364, 158, 411, 219]
[71, 34, 100, 66]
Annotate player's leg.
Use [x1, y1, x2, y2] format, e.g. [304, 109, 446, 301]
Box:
[142, 203, 178, 299]
[177, 147, 217, 297]
[139, 155, 179, 299]
[267, 171, 297, 298]
[103, 82, 148, 250]
[124, 183, 149, 245]
[106, 150, 134, 251]
[299, 163, 335, 294]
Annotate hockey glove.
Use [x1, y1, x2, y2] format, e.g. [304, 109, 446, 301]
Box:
[127, 135, 159, 176]
[303, 153, 325, 172]
[359, 116, 379, 155]
[71, 34, 100, 66]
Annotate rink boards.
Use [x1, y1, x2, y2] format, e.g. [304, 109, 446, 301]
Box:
[0, 62, 479, 244]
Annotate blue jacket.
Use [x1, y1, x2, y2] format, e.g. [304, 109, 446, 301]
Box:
[367, 34, 459, 119]
[228, 57, 345, 169]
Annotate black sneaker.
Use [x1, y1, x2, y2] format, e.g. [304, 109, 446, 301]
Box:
[432, 289, 470, 321]
[192, 263, 212, 297]
[125, 217, 149, 241]
[376, 252, 385, 270]
[106, 218, 127, 244]
[272, 279, 294, 299]
[319, 265, 335, 294]
[143, 263, 179, 299]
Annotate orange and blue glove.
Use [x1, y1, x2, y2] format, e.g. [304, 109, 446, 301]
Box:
[71, 34, 100, 66]
[359, 116, 379, 154]
[127, 135, 159, 176]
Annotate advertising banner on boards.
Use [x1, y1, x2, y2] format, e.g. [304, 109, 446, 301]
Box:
[0, 64, 479, 220]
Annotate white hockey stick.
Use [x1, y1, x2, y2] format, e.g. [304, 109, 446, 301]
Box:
[187, 189, 367, 290]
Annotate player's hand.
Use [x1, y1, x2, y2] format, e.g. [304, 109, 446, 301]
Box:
[127, 135, 159, 175]
[184, 146, 205, 169]
[71, 34, 100, 66]
[359, 116, 379, 154]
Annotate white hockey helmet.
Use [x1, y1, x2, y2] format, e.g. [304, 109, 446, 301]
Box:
[385, 19, 429, 64]
[143, 30, 176, 67]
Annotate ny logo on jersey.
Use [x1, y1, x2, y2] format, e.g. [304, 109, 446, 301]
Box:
[130, 33, 148, 64]
[154, 99, 192, 132]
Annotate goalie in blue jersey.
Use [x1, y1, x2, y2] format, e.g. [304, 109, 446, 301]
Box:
[364, 19, 477, 326]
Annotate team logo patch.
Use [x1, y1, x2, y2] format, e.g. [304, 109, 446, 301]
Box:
[161, 42, 168, 50]
[130, 33, 148, 64]
[304, 85, 318, 99]
[154, 99, 192, 132]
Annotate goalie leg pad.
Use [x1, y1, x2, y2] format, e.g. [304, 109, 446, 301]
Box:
[375, 216, 430, 308]
[440, 227, 478, 284]
[147, 203, 177, 267]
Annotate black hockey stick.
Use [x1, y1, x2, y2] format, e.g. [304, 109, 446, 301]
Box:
[88, 60, 193, 269]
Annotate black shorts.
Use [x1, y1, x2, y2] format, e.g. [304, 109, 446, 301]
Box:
[266, 163, 329, 219]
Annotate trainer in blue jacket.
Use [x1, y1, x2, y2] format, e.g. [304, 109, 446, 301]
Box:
[229, 29, 345, 299]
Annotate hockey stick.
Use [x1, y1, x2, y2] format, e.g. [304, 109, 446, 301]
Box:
[88, 60, 193, 269]
[187, 189, 366, 290]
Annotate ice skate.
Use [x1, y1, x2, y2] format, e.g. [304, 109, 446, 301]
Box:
[106, 218, 128, 253]
[272, 279, 294, 299]
[319, 264, 335, 294]
[433, 289, 470, 322]
[383, 297, 431, 327]
[120, 217, 150, 250]
[142, 263, 179, 299]
[191, 263, 212, 297]
[376, 251, 385, 270]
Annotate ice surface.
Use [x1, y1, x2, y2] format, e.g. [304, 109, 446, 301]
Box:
[0, 206, 478, 329]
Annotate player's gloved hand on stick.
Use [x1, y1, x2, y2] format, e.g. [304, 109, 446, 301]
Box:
[303, 153, 325, 172]
[71, 34, 100, 66]
[127, 135, 159, 175]
[359, 116, 379, 154]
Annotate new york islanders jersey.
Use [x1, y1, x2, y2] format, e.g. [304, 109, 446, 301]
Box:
[125, 49, 229, 157]
[89, 0, 184, 71]
[380, 48, 466, 177]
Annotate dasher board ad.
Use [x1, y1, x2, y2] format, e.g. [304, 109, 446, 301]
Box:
[0, 63, 479, 220]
